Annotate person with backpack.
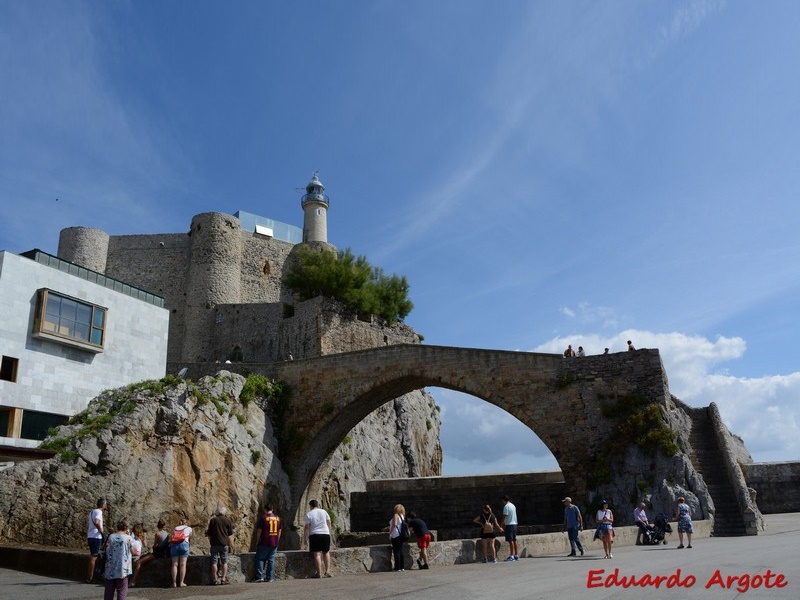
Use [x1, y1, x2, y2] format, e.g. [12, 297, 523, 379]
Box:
[170, 517, 193, 587]
[385, 504, 409, 572]
[130, 519, 169, 587]
[473, 504, 503, 563]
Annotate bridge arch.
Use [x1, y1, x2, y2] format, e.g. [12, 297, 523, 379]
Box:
[272, 344, 672, 530]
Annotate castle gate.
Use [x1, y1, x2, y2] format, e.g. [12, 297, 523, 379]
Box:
[270, 345, 671, 528]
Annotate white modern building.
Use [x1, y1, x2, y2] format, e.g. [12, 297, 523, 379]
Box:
[0, 249, 169, 454]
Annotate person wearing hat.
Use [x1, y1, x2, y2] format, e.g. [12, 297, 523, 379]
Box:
[596, 500, 614, 558]
[561, 497, 584, 557]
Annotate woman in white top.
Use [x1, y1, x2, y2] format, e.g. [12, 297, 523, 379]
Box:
[596, 500, 614, 558]
[387, 504, 407, 572]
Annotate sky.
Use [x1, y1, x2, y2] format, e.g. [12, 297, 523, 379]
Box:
[1, 1, 798, 476]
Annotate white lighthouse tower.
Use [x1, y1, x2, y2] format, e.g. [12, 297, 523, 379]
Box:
[301, 171, 330, 243]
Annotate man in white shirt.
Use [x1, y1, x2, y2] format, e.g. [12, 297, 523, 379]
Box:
[304, 500, 333, 578]
[501, 495, 519, 561]
[633, 502, 654, 545]
[86, 498, 107, 583]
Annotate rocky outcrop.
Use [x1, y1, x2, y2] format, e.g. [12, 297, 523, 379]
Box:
[0, 371, 441, 552]
[0, 372, 288, 553]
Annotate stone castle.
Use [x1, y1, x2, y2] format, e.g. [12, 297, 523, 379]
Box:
[49, 173, 442, 531]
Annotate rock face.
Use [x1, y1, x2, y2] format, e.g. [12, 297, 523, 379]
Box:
[303, 389, 443, 532]
[0, 371, 441, 551]
[0, 372, 286, 552]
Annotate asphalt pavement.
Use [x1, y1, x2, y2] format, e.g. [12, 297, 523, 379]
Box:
[2, 513, 798, 600]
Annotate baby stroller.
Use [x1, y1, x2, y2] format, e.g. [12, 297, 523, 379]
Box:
[644, 513, 672, 545]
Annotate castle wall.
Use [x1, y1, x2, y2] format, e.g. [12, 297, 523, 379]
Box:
[744, 462, 800, 514]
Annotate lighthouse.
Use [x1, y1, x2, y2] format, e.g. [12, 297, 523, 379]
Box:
[301, 172, 330, 243]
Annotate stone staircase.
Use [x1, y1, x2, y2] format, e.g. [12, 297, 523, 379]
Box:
[689, 407, 748, 536]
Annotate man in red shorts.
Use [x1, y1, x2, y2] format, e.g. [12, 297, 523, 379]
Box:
[406, 512, 431, 569]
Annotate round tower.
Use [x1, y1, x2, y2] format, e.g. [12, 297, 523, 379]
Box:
[301, 172, 330, 243]
[57, 226, 110, 273]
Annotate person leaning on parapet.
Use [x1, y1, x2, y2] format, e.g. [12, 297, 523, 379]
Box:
[254, 503, 282, 582]
[86, 497, 107, 583]
[627, 340, 636, 351]
[130, 518, 170, 587]
[304, 499, 334, 578]
[633, 502, 655, 545]
[577, 346, 585, 357]
[563, 345, 576, 358]
[500, 495, 519, 561]
[406, 512, 431, 569]
[603, 348, 609, 355]
[473, 504, 503, 563]
[561, 497, 584, 557]
[206, 506, 235, 585]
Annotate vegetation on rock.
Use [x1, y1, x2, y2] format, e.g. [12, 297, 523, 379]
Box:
[283, 246, 413, 324]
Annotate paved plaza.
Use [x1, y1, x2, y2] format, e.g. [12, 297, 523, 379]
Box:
[1, 513, 798, 600]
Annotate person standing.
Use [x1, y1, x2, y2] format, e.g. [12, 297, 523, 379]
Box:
[596, 500, 614, 559]
[103, 519, 133, 600]
[386, 504, 408, 572]
[473, 504, 502, 563]
[562, 497, 584, 557]
[170, 517, 193, 587]
[206, 506, 235, 585]
[254, 504, 282, 582]
[675, 496, 694, 549]
[303, 500, 333, 578]
[86, 498, 107, 583]
[500, 495, 519, 561]
[406, 512, 431, 569]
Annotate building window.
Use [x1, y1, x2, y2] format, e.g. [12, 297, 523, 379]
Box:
[32, 289, 107, 352]
[0, 356, 18, 382]
[20, 409, 68, 441]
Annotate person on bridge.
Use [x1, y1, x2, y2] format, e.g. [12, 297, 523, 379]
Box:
[627, 340, 636, 351]
[500, 495, 519, 561]
[406, 512, 431, 569]
[474, 504, 503, 563]
[564, 345, 576, 357]
[562, 497, 584, 557]
[304, 500, 333, 578]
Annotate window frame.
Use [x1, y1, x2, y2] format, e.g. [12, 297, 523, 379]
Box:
[32, 288, 107, 353]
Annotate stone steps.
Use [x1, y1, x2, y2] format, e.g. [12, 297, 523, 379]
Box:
[689, 408, 748, 536]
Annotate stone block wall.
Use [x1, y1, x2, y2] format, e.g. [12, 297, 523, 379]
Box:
[744, 462, 800, 514]
[350, 472, 568, 535]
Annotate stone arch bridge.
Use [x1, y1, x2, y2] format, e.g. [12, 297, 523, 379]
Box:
[264, 344, 674, 527]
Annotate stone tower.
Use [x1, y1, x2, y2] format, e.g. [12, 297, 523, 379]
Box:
[301, 172, 329, 243]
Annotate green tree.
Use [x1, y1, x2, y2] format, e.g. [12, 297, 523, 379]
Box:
[283, 246, 413, 324]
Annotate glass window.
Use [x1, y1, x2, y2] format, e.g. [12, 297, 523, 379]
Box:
[33, 289, 107, 351]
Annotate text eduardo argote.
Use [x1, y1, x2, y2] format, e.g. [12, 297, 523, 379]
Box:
[587, 568, 788, 593]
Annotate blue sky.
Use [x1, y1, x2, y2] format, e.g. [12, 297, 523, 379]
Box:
[2, 1, 798, 475]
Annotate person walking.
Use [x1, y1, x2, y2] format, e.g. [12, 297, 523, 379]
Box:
[86, 498, 107, 583]
[562, 497, 584, 557]
[304, 500, 333, 578]
[675, 496, 694, 549]
[473, 504, 502, 563]
[596, 500, 614, 559]
[254, 504, 282, 582]
[500, 495, 519, 561]
[169, 517, 193, 587]
[103, 519, 133, 600]
[205, 506, 235, 585]
[406, 512, 431, 569]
